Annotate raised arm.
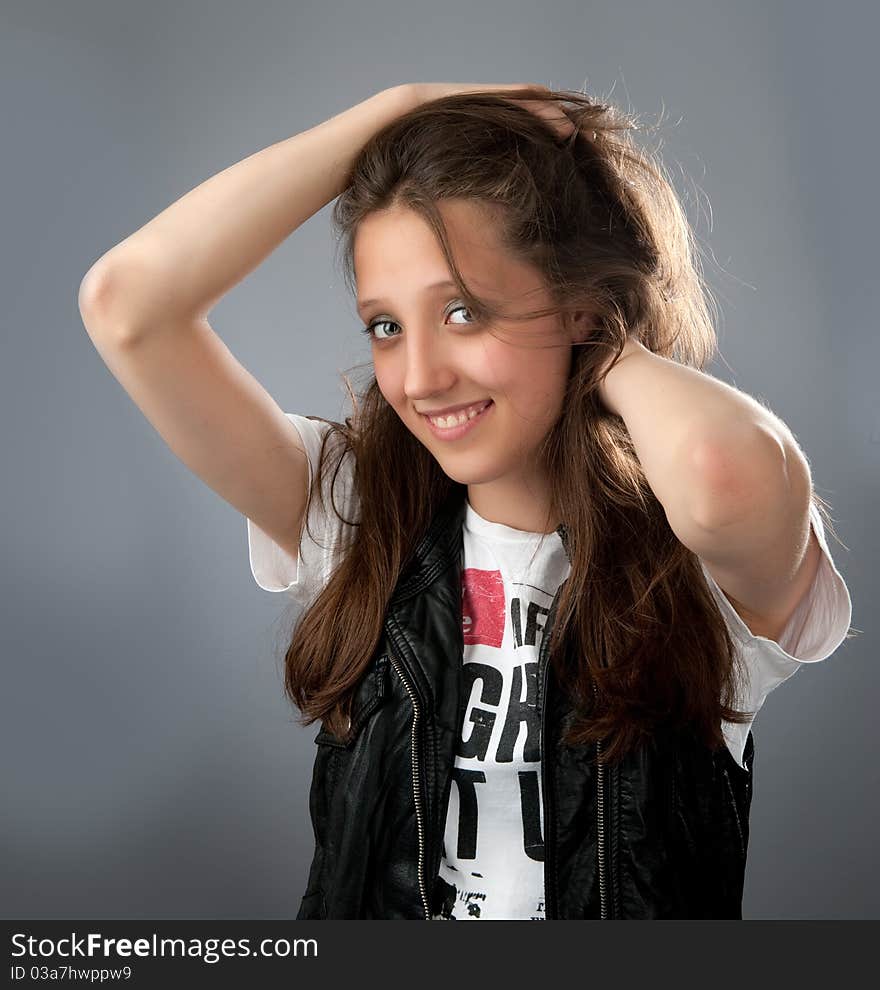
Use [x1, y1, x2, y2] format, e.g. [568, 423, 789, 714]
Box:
[79, 84, 420, 340]
[79, 86, 419, 563]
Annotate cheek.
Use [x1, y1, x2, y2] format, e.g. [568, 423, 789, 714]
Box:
[479, 333, 567, 386]
[373, 361, 402, 405]
[500, 352, 568, 405]
[470, 343, 514, 391]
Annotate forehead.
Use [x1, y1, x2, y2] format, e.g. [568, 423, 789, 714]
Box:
[353, 199, 538, 300]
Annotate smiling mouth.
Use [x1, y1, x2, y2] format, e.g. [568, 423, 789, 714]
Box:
[420, 399, 495, 441]
[422, 399, 493, 428]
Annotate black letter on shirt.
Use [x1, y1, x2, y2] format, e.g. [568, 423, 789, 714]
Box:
[459, 662, 502, 760]
[496, 662, 540, 763]
[451, 767, 486, 860]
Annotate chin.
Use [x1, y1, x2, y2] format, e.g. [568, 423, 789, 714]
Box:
[430, 456, 509, 487]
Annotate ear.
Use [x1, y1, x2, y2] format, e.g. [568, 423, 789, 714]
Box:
[568, 309, 594, 344]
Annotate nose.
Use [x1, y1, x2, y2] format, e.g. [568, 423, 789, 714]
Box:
[402, 328, 457, 401]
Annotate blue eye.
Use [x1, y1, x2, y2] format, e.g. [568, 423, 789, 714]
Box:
[361, 303, 476, 341]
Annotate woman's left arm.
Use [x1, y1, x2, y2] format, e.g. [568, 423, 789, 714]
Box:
[597, 337, 820, 640]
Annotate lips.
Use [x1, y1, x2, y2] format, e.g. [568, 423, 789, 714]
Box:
[421, 399, 494, 441]
[422, 399, 492, 425]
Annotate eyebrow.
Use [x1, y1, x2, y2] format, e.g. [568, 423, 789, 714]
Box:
[356, 279, 460, 314]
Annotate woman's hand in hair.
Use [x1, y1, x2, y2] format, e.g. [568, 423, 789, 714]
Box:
[596, 336, 654, 418]
[411, 82, 576, 140]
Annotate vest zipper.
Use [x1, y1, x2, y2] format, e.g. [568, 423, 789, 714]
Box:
[549, 522, 610, 920]
[540, 635, 555, 918]
[540, 620, 609, 919]
[388, 651, 430, 920]
[721, 765, 746, 860]
[589, 678, 609, 918]
[597, 730, 608, 919]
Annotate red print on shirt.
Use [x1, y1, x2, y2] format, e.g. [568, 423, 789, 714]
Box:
[461, 568, 505, 648]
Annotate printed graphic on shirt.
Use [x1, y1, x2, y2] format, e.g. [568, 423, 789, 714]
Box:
[432, 560, 561, 921]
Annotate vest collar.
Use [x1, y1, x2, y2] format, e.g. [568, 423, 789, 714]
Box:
[389, 487, 468, 606]
[389, 487, 572, 608]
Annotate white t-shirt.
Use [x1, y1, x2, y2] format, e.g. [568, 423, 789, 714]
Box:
[246, 413, 853, 920]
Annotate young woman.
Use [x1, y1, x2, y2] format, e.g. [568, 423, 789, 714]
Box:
[79, 83, 853, 920]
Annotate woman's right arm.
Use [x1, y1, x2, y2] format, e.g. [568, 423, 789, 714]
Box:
[79, 84, 420, 562]
[80, 83, 420, 338]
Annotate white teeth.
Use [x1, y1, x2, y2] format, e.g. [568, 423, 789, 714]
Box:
[428, 401, 490, 428]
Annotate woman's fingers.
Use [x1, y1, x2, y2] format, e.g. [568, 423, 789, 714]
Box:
[478, 84, 576, 140]
[517, 98, 576, 139]
[415, 82, 576, 140]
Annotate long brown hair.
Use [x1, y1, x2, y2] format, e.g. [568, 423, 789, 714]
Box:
[282, 86, 846, 765]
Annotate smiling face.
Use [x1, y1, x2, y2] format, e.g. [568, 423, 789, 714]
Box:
[353, 199, 587, 533]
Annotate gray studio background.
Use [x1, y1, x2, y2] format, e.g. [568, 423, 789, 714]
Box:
[2, 0, 876, 919]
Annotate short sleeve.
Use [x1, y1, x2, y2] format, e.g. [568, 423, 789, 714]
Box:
[699, 500, 853, 770]
[245, 413, 359, 610]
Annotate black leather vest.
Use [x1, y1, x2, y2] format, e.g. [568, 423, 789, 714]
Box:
[296, 490, 754, 919]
